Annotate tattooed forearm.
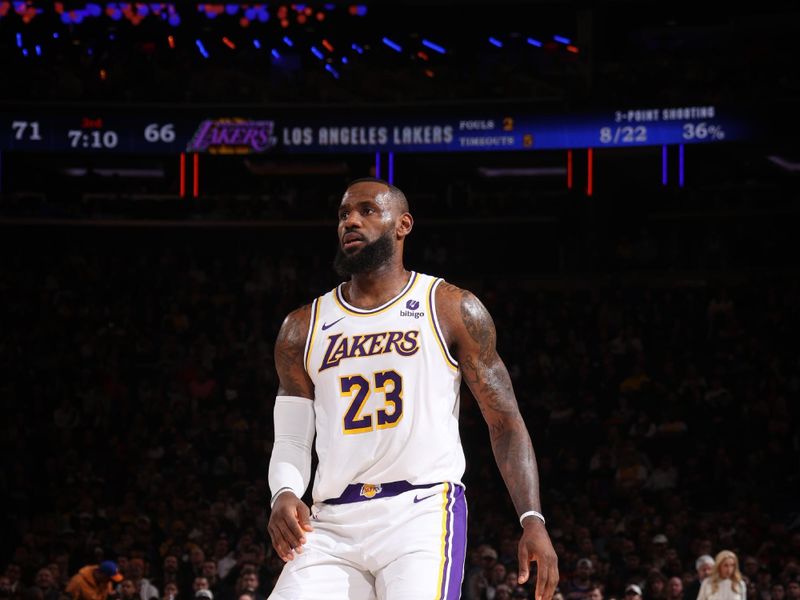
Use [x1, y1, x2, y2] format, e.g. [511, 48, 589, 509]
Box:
[453, 288, 542, 515]
[491, 418, 541, 516]
[274, 305, 314, 398]
[458, 291, 516, 414]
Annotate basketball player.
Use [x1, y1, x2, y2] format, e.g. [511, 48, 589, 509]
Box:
[267, 178, 557, 600]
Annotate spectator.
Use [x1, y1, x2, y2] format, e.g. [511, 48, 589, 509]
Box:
[0, 576, 13, 600]
[649, 536, 670, 571]
[511, 586, 530, 599]
[5, 566, 23, 598]
[697, 551, 745, 600]
[234, 571, 262, 600]
[589, 585, 605, 600]
[162, 584, 179, 600]
[784, 582, 799, 600]
[127, 560, 158, 600]
[211, 540, 236, 581]
[200, 563, 229, 600]
[156, 558, 180, 596]
[565, 559, 595, 600]
[495, 585, 512, 600]
[666, 577, 683, 600]
[645, 571, 668, 600]
[465, 546, 499, 600]
[119, 580, 138, 600]
[685, 556, 715, 600]
[487, 563, 508, 600]
[65, 562, 123, 600]
[627, 585, 644, 600]
[33, 568, 60, 600]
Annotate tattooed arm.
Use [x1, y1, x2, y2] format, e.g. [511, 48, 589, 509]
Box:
[436, 282, 558, 599]
[274, 304, 315, 399]
[268, 305, 316, 562]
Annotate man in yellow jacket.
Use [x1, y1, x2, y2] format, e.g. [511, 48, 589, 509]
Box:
[66, 561, 124, 600]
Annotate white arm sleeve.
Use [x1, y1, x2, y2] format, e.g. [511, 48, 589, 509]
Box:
[268, 395, 315, 507]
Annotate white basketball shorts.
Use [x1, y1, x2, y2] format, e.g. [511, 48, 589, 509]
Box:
[269, 481, 467, 600]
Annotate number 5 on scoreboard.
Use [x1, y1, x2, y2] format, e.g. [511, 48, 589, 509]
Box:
[340, 370, 403, 434]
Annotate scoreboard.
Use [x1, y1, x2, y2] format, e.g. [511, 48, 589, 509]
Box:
[1, 105, 748, 155]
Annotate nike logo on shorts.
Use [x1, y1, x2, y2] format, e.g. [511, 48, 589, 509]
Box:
[413, 493, 437, 503]
[321, 317, 345, 331]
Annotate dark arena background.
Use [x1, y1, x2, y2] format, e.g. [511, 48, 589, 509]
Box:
[1, 1, 800, 600]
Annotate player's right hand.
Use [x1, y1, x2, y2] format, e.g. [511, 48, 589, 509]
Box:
[267, 492, 314, 562]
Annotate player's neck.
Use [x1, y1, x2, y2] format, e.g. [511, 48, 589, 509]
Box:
[345, 262, 410, 309]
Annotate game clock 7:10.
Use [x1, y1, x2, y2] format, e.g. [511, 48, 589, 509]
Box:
[67, 129, 120, 149]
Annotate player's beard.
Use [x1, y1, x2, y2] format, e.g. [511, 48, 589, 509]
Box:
[334, 229, 395, 277]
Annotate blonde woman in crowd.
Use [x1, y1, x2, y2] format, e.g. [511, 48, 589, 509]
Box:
[697, 551, 746, 600]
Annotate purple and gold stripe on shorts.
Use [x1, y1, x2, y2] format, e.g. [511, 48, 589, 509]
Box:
[435, 483, 467, 600]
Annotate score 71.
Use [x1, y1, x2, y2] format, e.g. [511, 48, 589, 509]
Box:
[11, 121, 43, 141]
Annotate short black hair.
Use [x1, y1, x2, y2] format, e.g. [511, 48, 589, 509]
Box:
[346, 177, 409, 213]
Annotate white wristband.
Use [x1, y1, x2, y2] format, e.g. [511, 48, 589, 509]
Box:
[519, 510, 546, 526]
[270, 487, 295, 509]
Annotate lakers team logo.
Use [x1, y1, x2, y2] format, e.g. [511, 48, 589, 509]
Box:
[360, 484, 382, 499]
[319, 330, 420, 371]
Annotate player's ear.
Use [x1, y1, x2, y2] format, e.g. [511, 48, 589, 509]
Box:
[396, 212, 413, 239]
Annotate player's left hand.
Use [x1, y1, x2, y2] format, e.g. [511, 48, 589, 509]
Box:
[518, 518, 558, 600]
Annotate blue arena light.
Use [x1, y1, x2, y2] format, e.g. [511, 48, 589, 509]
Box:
[341, 56, 348, 64]
[257, 10, 268, 22]
[488, 37, 503, 48]
[282, 36, 293, 47]
[226, 5, 239, 15]
[526, 37, 542, 47]
[16, 32, 22, 48]
[271, 48, 281, 59]
[253, 39, 261, 49]
[310, 46, 324, 60]
[86, 3, 101, 17]
[168, 14, 180, 26]
[22, 48, 28, 56]
[351, 43, 364, 54]
[195, 39, 209, 59]
[421, 39, 446, 54]
[382, 37, 402, 52]
[52, 32, 59, 39]
[35, 44, 41, 56]
[354, 5, 367, 16]
[325, 64, 340, 79]
[553, 35, 571, 45]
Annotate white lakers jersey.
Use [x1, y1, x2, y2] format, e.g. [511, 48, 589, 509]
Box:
[303, 271, 465, 503]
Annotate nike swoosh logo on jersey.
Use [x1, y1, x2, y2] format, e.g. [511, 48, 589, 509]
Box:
[413, 493, 438, 503]
[321, 317, 345, 331]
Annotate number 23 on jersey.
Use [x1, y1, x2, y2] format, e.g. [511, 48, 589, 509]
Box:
[340, 370, 403, 434]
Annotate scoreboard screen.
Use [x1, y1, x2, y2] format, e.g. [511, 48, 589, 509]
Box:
[1, 105, 748, 155]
